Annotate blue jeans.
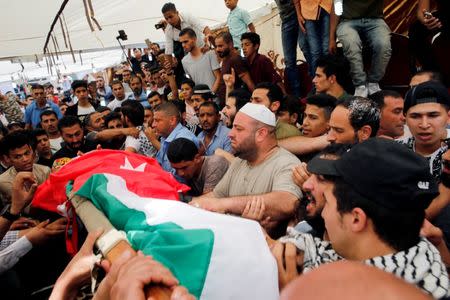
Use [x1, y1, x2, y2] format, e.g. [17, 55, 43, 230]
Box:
[281, 13, 311, 97]
[336, 18, 391, 86]
[304, 9, 330, 76]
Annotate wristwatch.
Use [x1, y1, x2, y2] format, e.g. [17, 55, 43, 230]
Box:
[0, 204, 21, 221]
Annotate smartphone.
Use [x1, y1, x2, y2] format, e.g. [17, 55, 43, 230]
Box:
[155, 23, 164, 30]
[145, 38, 152, 48]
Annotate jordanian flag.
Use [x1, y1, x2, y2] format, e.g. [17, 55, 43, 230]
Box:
[33, 151, 279, 299]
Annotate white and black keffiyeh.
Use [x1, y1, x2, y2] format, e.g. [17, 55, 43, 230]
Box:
[280, 227, 450, 299]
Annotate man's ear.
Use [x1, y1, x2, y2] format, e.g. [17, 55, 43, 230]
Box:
[357, 125, 372, 142]
[349, 207, 368, 233]
[270, 101, 280, 114]
[329, 74, 337, 84]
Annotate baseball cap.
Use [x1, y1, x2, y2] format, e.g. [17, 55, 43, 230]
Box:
[307, 138, 438, 212]
[239, 103, 276, 127]
[404, 81, 450, 113]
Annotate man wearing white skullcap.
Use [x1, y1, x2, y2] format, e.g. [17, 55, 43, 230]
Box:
[190, 102, 302, 237]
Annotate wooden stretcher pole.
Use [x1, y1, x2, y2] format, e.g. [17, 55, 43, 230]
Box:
[70, 194, 172, 299]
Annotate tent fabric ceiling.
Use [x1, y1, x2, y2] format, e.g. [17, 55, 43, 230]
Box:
[0, 0, 270, 59]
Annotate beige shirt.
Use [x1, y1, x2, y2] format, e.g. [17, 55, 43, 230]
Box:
[0, 164, 50, 207]
[300, 0, 332, 20]
[213, 147, 302, 199]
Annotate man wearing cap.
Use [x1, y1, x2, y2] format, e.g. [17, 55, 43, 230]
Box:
[399, 81, 450, 248]
[191, 84, 215, 116]
[273, 138, 449, 298]
[191, 103, 302, 237]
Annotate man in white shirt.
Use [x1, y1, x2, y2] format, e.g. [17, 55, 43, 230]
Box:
[107, 81, 135, 111]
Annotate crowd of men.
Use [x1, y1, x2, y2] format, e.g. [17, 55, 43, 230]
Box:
[0, 0, 450, 299]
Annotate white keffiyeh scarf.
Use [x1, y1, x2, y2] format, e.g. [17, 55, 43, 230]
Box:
[280, 227, 450, 299]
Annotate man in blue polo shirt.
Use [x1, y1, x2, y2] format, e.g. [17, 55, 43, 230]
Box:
[24, 84, 62, 129]
[197, 102, 232, 155]
[152, 102, 199, 175]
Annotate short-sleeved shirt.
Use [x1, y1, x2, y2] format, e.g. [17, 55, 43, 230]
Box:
[65, 103, 96, 123]
[24, 100, 62, 128]
[107, 93, 135, 111]
[227, 6, 252, 48]
[276, 120, 301, 140]
[182, 51, 220, 90]
[248, 54, 282, 86]
[197, 123, 232, 156]
[125, 127, 157, 157]
[164, 12, 205, 55]
[342, 0, 384, 19]
[190, 155, 230, 196]
[218, 53, 250, 102]
[213, 147, 302, 199]
[157, 123, 200, 173]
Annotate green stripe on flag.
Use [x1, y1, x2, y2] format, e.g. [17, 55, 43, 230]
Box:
[75, 174, 214, 298]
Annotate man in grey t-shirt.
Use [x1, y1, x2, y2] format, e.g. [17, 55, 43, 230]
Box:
[191, 103, 302, 234]
[179, 28, 221, 94]
[167, 138, 229, 196]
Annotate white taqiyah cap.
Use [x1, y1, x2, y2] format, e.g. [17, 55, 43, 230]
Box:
[239, 103, 276, 127]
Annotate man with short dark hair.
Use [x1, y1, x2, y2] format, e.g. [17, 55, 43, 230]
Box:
[24, 84, 62, 129]
[369, 90, 405, 139]
[107, 81, 135, 111]
[65, 80, 97, 123]
[222, 88, 251, 128]
[275, 138, 449, 298]
[96, 76, 112, 102]
[121, 100, 156, 157]
[40, 110, 63, 153]
[130, 75, 149, 108]
[31, 129, 53, 168]
[327, 96, 380, 144]
[129, 48, 150, 76]
[152, 102, 199, 174]
[216, 32, 255, 104]
[251, 82, 300, 139]
[147, 91, 164, 108]
[240, 32, 284, 91]
[197, 102, 232, 155]
[168, 138, 230, 196]
[179, 28, 221, 93]
[302, 94, 336, 138]
[52, 116, 97, 162]
[0, 132, 50, 206]
[312, 54, 351, 100]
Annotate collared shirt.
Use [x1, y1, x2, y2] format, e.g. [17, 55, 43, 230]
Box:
[227, 6, 252, 48]
[157, 123, 200, 173]
[135, 90, 150, 108]
[248, 53, 282, 86]
[197, 123, 232, 156]
[164, 12, 205, 55]
[24, 100, 62, 128]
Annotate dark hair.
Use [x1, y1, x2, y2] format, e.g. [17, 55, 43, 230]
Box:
[336, 96, 380, 137]
[104, 112, 122, 127]
[241, 32, 260, 46]
[162, 2, 176, 13]
[40, 110, 58, 121]
[83, 111, 97, 128]
[2, 131, 31, 155]
[58, 115, 82, 132]
[154, 102, 180, 121]
[32, 84, 45, 91]
[255, 82, 283, 104]
[228, 88, 250, 111]
[332, 177, 424, 251]
[369, 90, 403, 109]
[171, 99, 186, 114]
[316, 54, 351, 91]
[96, 106, 111, 113]
[71, 80, 88, 91]
[111, 80, 123, 88]
[306, 94, 337, 120]
[181, 78, 195, 89]
[199, 101, 220, 114]
[130, 75, 143, 84]
[179, 27, 197, 38]
[215, 32, 233, 44]
[121, 100, 144, 126]
[30, 129, 48, 150]
[147, 91, 161, 99]
[167, 138, 198, 163]
[88, 81, 97, 88]
[279, 96, 302, 121]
